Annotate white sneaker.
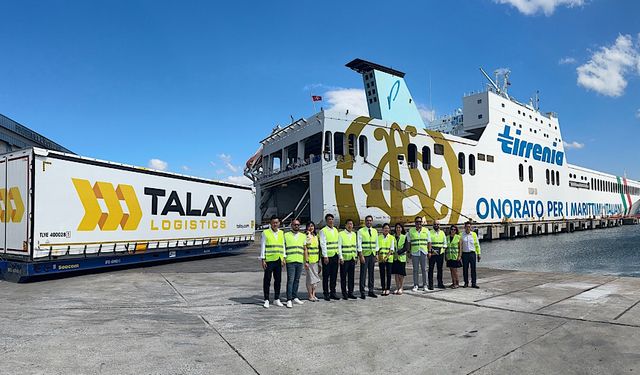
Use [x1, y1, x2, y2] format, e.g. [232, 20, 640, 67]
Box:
[274, 299, 284, 307]
[412, 286, 419, 292]
[286, 300, 293, 308]
[263, 300, 269, 308]
[423, 287, 429, 292]
[293, 298, 304, 305]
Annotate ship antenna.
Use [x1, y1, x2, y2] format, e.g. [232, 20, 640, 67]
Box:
[479, 67, 500, 94]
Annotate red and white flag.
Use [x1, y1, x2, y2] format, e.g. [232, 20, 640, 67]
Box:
[311, 95, 322, 102]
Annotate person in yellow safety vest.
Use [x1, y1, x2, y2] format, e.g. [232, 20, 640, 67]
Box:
[320, 213, 340, 301]
[391, 222, 409, 295]
[284, 219, 306, 308]
[428, 221, 448, 290]
[357, 215, 378, 299]
[304, 221, 322, 302]
[407, 216, 432, 292]
[338, 218, 358, 300]
[461, 221, 481, 288]
[445, 225, 462, 288]
[260, 215, 286, 308]
[377, 223, 395, 296]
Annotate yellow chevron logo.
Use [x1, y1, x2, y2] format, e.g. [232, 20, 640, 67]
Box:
[72, 179, 142, 231]
[0, 187, 25, 223]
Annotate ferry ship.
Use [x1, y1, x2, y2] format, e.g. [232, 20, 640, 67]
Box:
[245, 59, 640, 228]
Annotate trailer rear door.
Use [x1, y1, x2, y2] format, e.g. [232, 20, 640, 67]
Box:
[1, 151, 31, 256]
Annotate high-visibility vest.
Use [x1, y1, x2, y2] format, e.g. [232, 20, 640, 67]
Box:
[430, 230, 446, 254]
[284, 232, 305, 263]
[358, 227, 378, 256]
[446, 234, 461, 261]
[394, 234, 407, 263]
[339, 231, 357, 261]
[409, 227, 430, 255]
[263, 229, 284, 262]
[378, 234, 394, 263]
[306, 234, 320, 263]
[321, 227, 339, 257]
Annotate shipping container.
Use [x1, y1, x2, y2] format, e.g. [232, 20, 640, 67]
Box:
[0, 148, 255, 282]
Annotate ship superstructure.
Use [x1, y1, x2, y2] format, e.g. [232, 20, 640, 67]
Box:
[246, 59, 640, 227]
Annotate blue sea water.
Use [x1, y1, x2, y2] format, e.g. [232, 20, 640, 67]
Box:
[480, 225, 640, 277]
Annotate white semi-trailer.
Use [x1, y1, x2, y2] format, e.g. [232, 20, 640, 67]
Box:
[0, 148, 255, 282]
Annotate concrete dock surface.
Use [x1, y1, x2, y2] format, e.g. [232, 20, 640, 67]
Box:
[1, 248, 639, 375]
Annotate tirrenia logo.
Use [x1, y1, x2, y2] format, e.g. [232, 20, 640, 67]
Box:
[497, 125, 564, 166]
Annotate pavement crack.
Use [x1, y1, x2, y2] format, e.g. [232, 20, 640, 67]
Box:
[161, 273, 188, 304]
[199, 315, 260, 374]
[614, 298, 640, 320]
[534, 277, 618, 312]
[466, 320, 568, 374]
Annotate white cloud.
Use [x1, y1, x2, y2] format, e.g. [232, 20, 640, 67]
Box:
[324, 88, 369, 116]
[636, 109, 640, 119]
[576, 34, 640, 97]
[495, 0, 585, 16]
[148, 158, 168, 171]
[563, 140, 585, 149]
[559, 57, 577, 65]
[218, 153, 241, 174]
[215, 169, 226, 175]
[417, 104, 435, 123]
[181, 165, 190, 172]
[225, 175, 253, 186]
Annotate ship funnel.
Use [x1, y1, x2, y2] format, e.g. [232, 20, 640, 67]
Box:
[346, 58, 424, 127]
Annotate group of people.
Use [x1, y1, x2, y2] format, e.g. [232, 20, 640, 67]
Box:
[260, 214, 482, 308]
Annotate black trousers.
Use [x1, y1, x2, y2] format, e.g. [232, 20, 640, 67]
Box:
[359, 254, 375, 294]
[379, 262, 392, 290]
[323, 254, 339, 296]
[263, 260, 282, 300]
[462, 252, 477, 286]
[340, 259, 356, 296]
[428, 252, 444, 288]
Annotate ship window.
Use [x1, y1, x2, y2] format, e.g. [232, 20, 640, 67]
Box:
[556, 171, 560, 186]
[477, 99, 482, 104]
[528, 166, 534, 183]
[271, 152, 282, 172]
[502, 118, 505, 122]
[518, 110, 521, 114]
[347, 133, 357, 158]
[358, 136, 368, 158]
[551, 169, 555, 185]
[487, 155, 494, 162]
[458, 152, 465, 174]
[591, 178, 594, 190]
[304, 132, 322, 161]
[502, 103, 505, 108]
[478, 114, 483, 119]
[408, 143, 417, 169]
[369, 99, 373, 104]
[333, 132, 345, 157]
[373, 97, 377, 102]
[422, 146, 431, 170]
[478, 153, 485, 161]
[434, 144, 444, 155]
[469, 154, 476, 176]
[519, 164, 524, 182]
[370, 179, 382, 191]
[323, 131, 332, 161]
[546, 169, 550, 185]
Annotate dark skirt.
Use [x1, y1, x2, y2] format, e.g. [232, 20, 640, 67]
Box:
[446, 259, 462, 268]
[391, 260, 406, 276]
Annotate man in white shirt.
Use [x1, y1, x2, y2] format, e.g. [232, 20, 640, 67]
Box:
[461, 221, 481, 288]
[357, 215, 378, 299]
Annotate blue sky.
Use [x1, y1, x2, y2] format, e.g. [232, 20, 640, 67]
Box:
[1, 0, 639, 183]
